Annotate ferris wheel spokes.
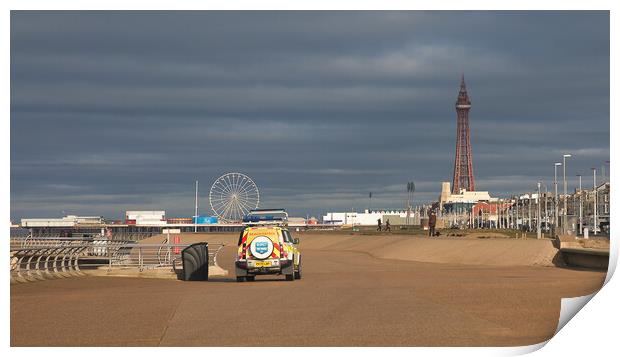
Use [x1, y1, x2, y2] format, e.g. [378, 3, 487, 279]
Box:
[209, 173, 260, 222]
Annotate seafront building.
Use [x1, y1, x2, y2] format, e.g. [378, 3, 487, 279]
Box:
[19, 211, 227, 238]
[439, 181, 492, 212]
[322, 209, 425, 226]
[21, 215, 104, 227]
[17, 210, 318, 238]
[565, 181, 610, 235]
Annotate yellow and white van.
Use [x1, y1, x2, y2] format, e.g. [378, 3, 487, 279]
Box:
[235, 223, 301, 282]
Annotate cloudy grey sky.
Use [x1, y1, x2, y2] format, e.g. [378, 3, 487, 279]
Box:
[10, 11, 609, 220]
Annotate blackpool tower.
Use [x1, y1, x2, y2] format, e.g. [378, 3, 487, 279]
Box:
[452, 75, 475, 194]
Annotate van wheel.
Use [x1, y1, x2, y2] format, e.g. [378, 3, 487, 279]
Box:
[285, 273, 295, 281]
[294, 260, 302, 280]
[236, 276, 245, 282]
[246, 275, 255, 282]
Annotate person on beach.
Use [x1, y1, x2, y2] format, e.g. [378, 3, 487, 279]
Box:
[385, 219, 391, 232]
[429, 211, 437, 237]
[377, 218, 382, 231]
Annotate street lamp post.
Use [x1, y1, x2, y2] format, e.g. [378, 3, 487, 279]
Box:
[562, 154, 571, 234]
[510, 198, 514, 229]
[194, 180, 199, 233]
[507, 200, 510, 229]
[528, 193, 532, 231]
[406, 182, 415, 227]
[577, 175, 583, 236]
[542, 183, 548, 232]
[507, 199, 511, 229]
[516, 197, 519, 230]
[592, 168, 597, 235]
[499, 199, 503, 229]
[515, 196, 518, 230]
[521, 195, 525, 231]
[511, 198, 514, 229]
[496, 200, 500, 229]
[537, 182, 541, 239]
[510, 199, 513, 229]
[554, 162, 562, 236]
[516, 195, 520, 231]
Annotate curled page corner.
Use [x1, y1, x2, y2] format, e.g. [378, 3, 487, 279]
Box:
[500, 293, 598, 356]
[605, 237, 617, 285]
[503, 244, 615, 356]
[500, 340, 548, 356]
[555, 293, 596, 334]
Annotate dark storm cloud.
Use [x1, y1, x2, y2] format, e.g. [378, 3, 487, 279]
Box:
[10, 11, 609, 220]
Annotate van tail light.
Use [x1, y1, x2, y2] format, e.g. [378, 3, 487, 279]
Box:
[281, 243, 287, 259]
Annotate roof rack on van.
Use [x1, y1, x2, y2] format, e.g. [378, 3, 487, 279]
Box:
[243, 209, 288, 226]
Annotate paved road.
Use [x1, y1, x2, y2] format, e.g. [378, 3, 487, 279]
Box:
[11, 245, 605, 346]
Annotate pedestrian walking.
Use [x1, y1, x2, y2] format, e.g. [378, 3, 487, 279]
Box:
[385, 219, 391, 232]
[429, 211, 437, 237]
[377, 218, 382, 231]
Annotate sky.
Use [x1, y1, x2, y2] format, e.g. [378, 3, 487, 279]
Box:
[10, 11, 610, 220]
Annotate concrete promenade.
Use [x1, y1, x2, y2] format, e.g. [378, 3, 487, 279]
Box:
[11, 232, 605, 346]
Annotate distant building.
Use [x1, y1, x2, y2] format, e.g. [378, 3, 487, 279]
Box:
[192, 216, 218, 224]
[322, 209, 423, 226]
[288, 217, 307, 226]
[125, 211, 166, 226]
[436, 181, 507, 229]
[18, 211, 236, 238]
[166, 217, 193, 224]
[566, 181, 610, 234]
[470, 201, 514, 229]
[20, 215, 105, 237]
[439, 181, 492, 213]
[21, 215, 103, 228]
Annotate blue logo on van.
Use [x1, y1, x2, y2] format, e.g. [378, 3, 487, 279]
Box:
[255, 241, 269, 254]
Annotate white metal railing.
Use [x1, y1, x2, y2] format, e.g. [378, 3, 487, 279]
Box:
[10, 238, 225, 283]
[10, 236, 135, 251]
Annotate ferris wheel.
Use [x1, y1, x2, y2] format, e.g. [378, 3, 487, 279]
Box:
[209, 173, 260, 222]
